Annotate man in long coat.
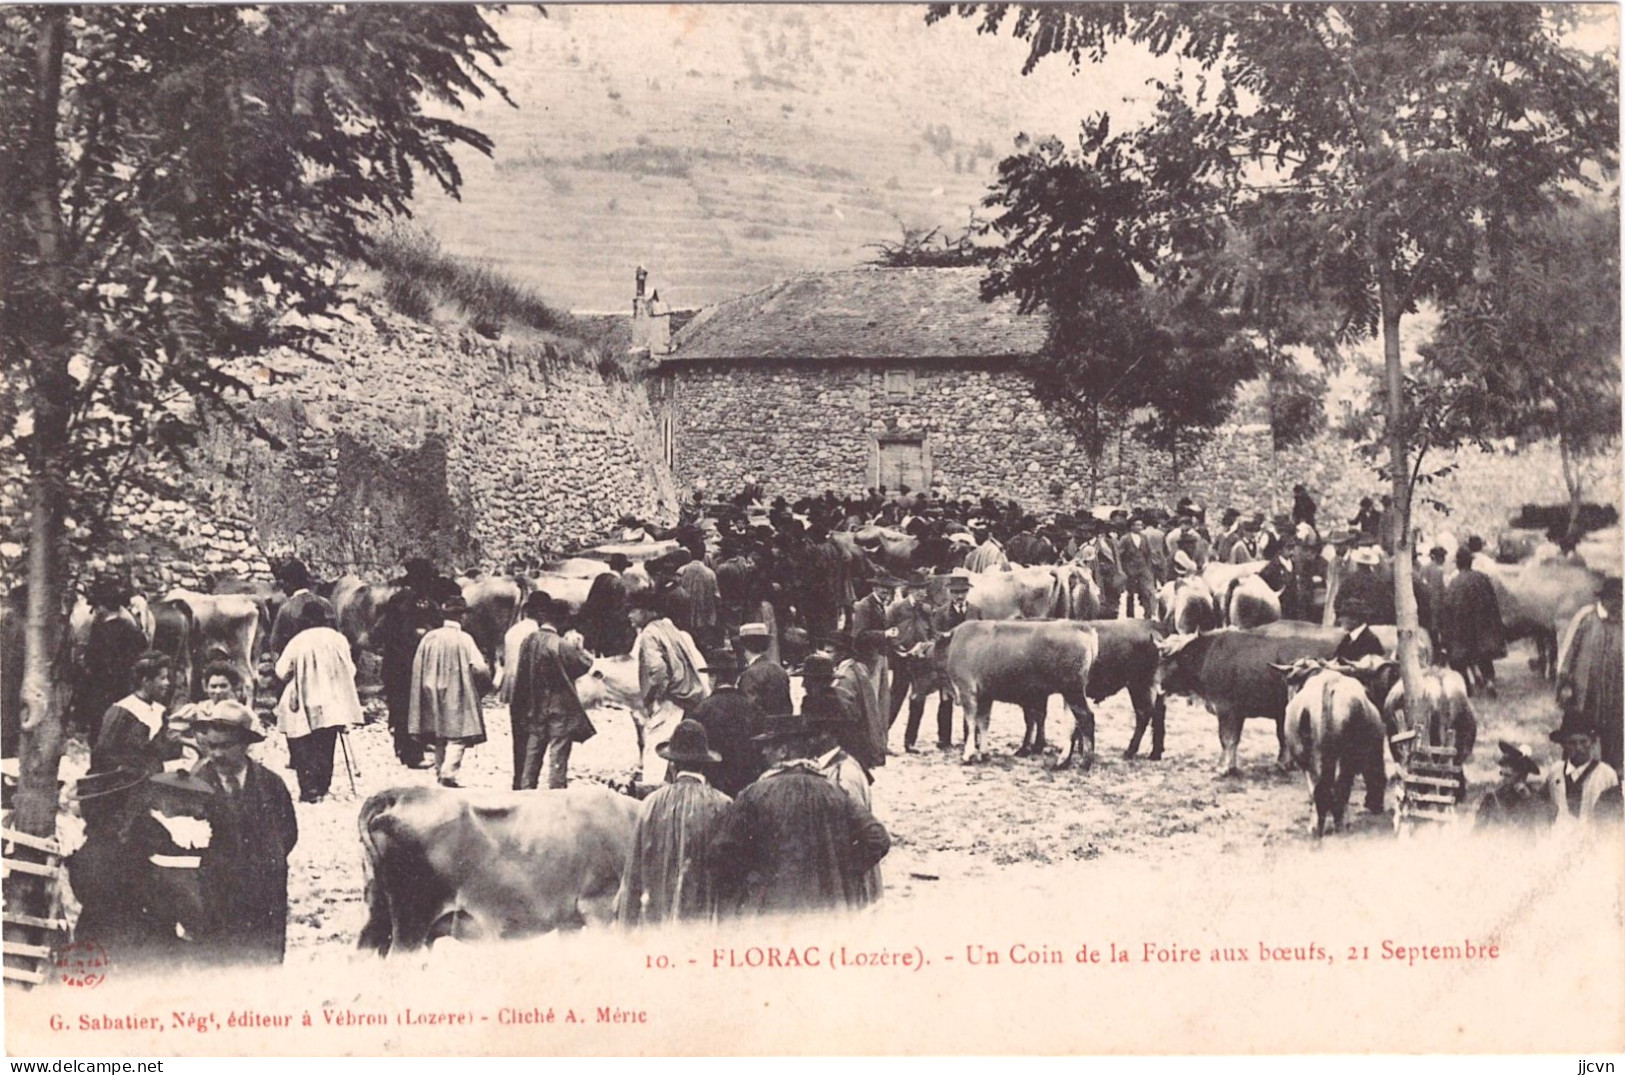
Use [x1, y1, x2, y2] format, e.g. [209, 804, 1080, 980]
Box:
[1117, 517, 1159, 620]
[685, 649, 766, 797]
[631, 592, 710, 783]
[273, 601, 362, 803]
[1556, 577, 1623, 773]
[616, 721, 732, 927]
[708, 714, 891, 918]
[579, 555, 635, 657]
[192, 702, 298, 965]
[849, 577, 895, 722]
[1442, 546, 1506, 697]
[76, 578, 148, 741]
[376, 562, 441, 769]
[507, 594, 595, 790]
[674, 550, 722, 659]
[408, 595, 491, 788]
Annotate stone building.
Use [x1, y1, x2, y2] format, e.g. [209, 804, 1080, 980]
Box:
[653, 266, 1082, 507]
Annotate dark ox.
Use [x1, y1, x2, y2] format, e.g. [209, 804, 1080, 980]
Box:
[357, 784, 638, 954]
[943, 620, 1099, 768]
[1079, 619, 1168, 761]
[1271, 662, 1392, 837]
[1478, 558, 1602, 677]
[460, 577, 524, 667]
[1154, 622, 1386, 776]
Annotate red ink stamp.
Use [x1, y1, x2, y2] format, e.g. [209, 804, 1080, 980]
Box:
[54, 940, 110, 989]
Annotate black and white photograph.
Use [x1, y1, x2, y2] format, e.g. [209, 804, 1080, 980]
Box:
[2, 1, 1621, 1058]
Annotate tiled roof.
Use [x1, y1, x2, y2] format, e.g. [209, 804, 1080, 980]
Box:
[663, 267, 1048, 362]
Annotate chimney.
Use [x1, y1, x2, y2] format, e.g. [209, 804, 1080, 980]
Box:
[631, 268, 671, 355]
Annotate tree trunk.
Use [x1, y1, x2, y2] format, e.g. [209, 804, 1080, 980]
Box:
[1558, 434, 1584, 541]
[1379, 269, 1428, 748]
[5, 11, 73, 969]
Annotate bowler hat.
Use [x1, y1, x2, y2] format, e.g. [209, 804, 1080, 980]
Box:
[656, 720, 722, 765]
[193, 700, 266, 744]
[752, 712, 815, 743]
[1497, 740, 1542, 778]
[522, 590, 555, 617]
[801, 654, 837, 682]
[702, 647, 740, 674]
[1550, 711, 1599, 743]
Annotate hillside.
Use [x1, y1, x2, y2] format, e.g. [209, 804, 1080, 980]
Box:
[410, 5, 1160, 312]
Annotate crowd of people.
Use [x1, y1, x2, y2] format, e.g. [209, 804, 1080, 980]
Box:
[48, 479, 1622, 959]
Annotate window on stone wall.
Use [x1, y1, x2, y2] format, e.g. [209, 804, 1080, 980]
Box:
[883, 367, 915, 399]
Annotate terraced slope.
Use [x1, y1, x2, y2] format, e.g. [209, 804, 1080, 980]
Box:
[410, 4, 1157, 312]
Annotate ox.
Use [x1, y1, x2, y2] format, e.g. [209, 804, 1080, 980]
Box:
[943, 620, 1099, 768]
[164, 591, 261, 702]
[1367, 625, 1435, 669]
[147, 597, 197, 699]
[1382, 667, 1477, 769]
[529, 558, 612, 618]
[461, 576, 524, 668]
[1271, 661, 1391, 837]
[573, 653, 650, 774]
[1479, 559, 1602, 677]
[1223, 574, 1281, 629]
[357, 784, 638, 954]
[1156, 577, 1220, 635]
[968, 565, 1102, 621]
[331, 576, 398, 657]
[1155, 622, 1387, 776]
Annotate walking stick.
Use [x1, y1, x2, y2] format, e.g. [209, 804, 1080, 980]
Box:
[337, 727, 360, 797]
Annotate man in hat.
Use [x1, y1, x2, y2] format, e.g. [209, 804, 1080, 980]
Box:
[1332, 545, 1394, 628]
[268, 559, 333, 659]
[885, 577, 938, 752]
[75, 577, 148, 741]
[1442, 546, 1506, 697]
[1117, 517, 1159, 620]
[685, 647, 766, 797]
[630, 590, 710, 783]
[924, 575, 973, 748]
[1351, 497, 1381, 540]
[1475, 741, 1555, 831]
[834, 631, 888, 772]
[963, 523, 1008, 574]
[736, 621, 791, 719]
[1544, 714, 1620, 828]
[408, 594, 492, 788]
[708, 713, 891, 917]
[579, 554, 636, 657]
[1555, 577, 1623, 774]
[497, 590, 544, 707]
[849, 576, 896, 720]
[616, 720, 732, 927]
[1213, 508, 1244, 563]
[376, 584, 438, 770]
[192, 701, 298, 964]
[674, 546, 722, 659]
[91, 651, 184, 780]
[1292, 485, 1318, 533]
[1418, 545, 1449, 649]
[805, 688, 883, 904]
[508, 593, 596, 790]
[66, 767, 167, 961]
[273, 599, 362, 803]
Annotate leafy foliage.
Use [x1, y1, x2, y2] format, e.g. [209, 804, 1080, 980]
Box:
[866, 222, 995, 268]
[3, 6, 515, 537]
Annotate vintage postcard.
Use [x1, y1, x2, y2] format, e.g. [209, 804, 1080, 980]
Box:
[3, 1, 1621, 1059]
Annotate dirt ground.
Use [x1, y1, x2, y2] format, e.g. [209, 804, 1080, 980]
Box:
[249, 637, 1580, 958]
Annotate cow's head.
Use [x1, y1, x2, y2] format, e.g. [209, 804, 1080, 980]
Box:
[1153, 632, 1209, 696]
[1268, 657, 1329, 695]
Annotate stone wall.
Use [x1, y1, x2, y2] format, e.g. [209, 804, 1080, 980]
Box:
[204, 308, 680, 576]
[0, 304, 680, 593]
[661, 358, 1621, 542]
